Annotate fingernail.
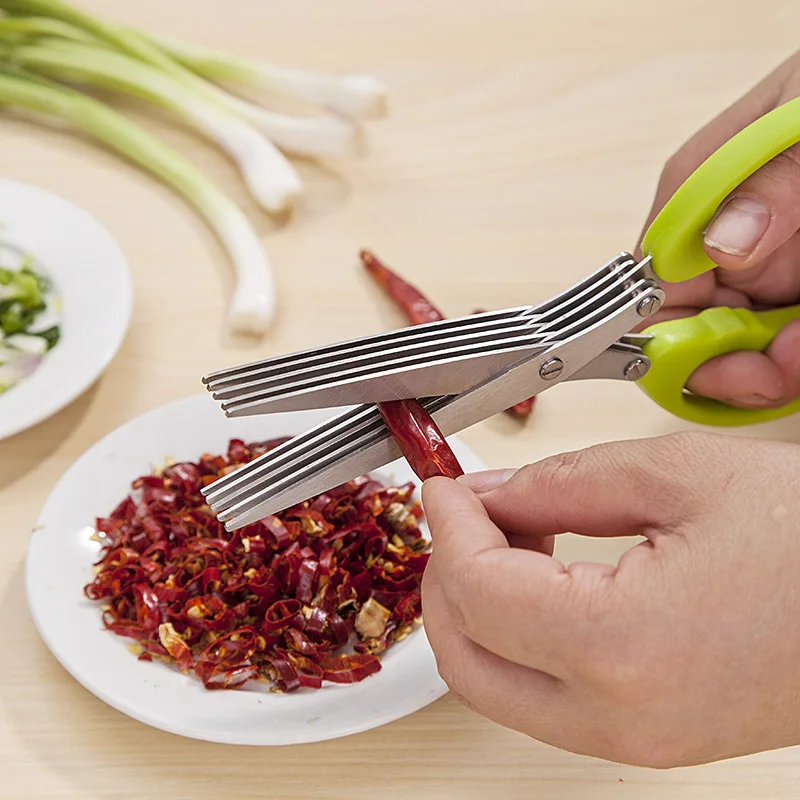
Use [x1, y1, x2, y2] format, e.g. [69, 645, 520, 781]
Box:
[457, 468, 518, 493]
[726, 393, 781, 408]
[703, 196, 771, 256]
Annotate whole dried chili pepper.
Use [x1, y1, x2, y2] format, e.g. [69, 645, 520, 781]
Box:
[360, 249, 536, 420]
[359, 249, 465, 478]
[360, 248, 445, 324]
[377, 399, 464, 481]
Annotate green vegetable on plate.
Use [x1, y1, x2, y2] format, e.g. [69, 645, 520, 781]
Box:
[0, 254, 61, 394]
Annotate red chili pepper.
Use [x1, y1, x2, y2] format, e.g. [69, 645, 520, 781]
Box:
[280, 648, 325, 689]
[133, 583, 161, 631]
[360, 249, 445, 324]
[296, 558, 318, 604]
[83, 440, 431, 693]
[197, 662, 260, 691]
[265, 654, 301, 692]
[361, 249, 536, 421]
[160, 627, 194, 672]
[320, 653, 382, 683]
[284, 628, 324, 658]
[377, 399, 464, 480]
[261, 599, 304, 632]
[182, 596, 234, 632]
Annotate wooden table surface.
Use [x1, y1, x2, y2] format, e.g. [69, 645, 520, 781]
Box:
[3, 0, 800, 797]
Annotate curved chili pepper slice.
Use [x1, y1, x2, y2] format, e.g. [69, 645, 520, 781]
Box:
[320, 653, 382, 683]
[197, 663, 260, 690]
[133, 583, 162, 632]
[261, 599, 304, 633]
[158, 622, 194, 672]
[265, 653, 301, 692]
[279, 649, 325, 690]
[183, 596, 234, 632]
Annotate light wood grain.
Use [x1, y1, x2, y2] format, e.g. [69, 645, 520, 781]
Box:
[2, 1, 800, 796]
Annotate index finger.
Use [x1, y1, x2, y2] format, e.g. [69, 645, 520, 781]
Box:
[421, 477, 626, 679]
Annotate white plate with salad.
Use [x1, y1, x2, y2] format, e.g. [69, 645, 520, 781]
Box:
[0, 179, 132, 440]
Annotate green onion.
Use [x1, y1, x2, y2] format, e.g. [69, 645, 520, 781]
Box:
[0, 0, 364, 157]
[0, 37, 303, 212]
[0, 15, 387, 120]
[0, 250, 53, 397]
[0, 262, 42, 308]
[34, 323, 59, 349]
[0, 66, 275, 334]
[0, 14, 90, 42]
[0, 300, 34, 334]
[0, 1, 391, 339]
[151, 34, 388, 121]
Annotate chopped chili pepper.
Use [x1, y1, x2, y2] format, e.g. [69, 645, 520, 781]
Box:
[360, 249, 536, 421]
[377, 399, 464, 481]
[84, 439, 429, 692]
[320, 653, 382, 683]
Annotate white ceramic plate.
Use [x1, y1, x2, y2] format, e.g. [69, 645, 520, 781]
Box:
[0, 180, 132, 440]
[26, 393, 485, 745]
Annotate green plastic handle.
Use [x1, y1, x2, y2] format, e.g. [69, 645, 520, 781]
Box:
[637, 305, 800, 426]
[641, 95, 800, 283]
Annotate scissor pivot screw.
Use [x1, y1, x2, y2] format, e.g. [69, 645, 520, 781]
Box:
[636, 296, 662, 317]
[623, 358, 648, 381]
[539, 358, 564, 380]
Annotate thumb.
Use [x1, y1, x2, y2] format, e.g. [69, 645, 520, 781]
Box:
[460, 436, 703, 539]
[703, 141, 800, 270]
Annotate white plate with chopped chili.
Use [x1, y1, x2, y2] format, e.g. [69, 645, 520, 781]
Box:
[25, 393, 486, 745]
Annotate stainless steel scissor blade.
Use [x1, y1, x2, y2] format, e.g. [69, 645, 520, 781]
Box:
[205, 252, 652, 416]
[201, 254, 663, 529]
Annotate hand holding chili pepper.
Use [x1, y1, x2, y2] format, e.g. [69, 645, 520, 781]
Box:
[420, 432, 800, 768]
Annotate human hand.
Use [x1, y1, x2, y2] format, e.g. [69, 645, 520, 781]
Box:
[637, 50, 800, 409]
[420, 432, 800, 767]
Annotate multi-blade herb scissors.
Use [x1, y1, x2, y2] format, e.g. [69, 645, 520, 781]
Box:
[200, 98, 800, 530]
